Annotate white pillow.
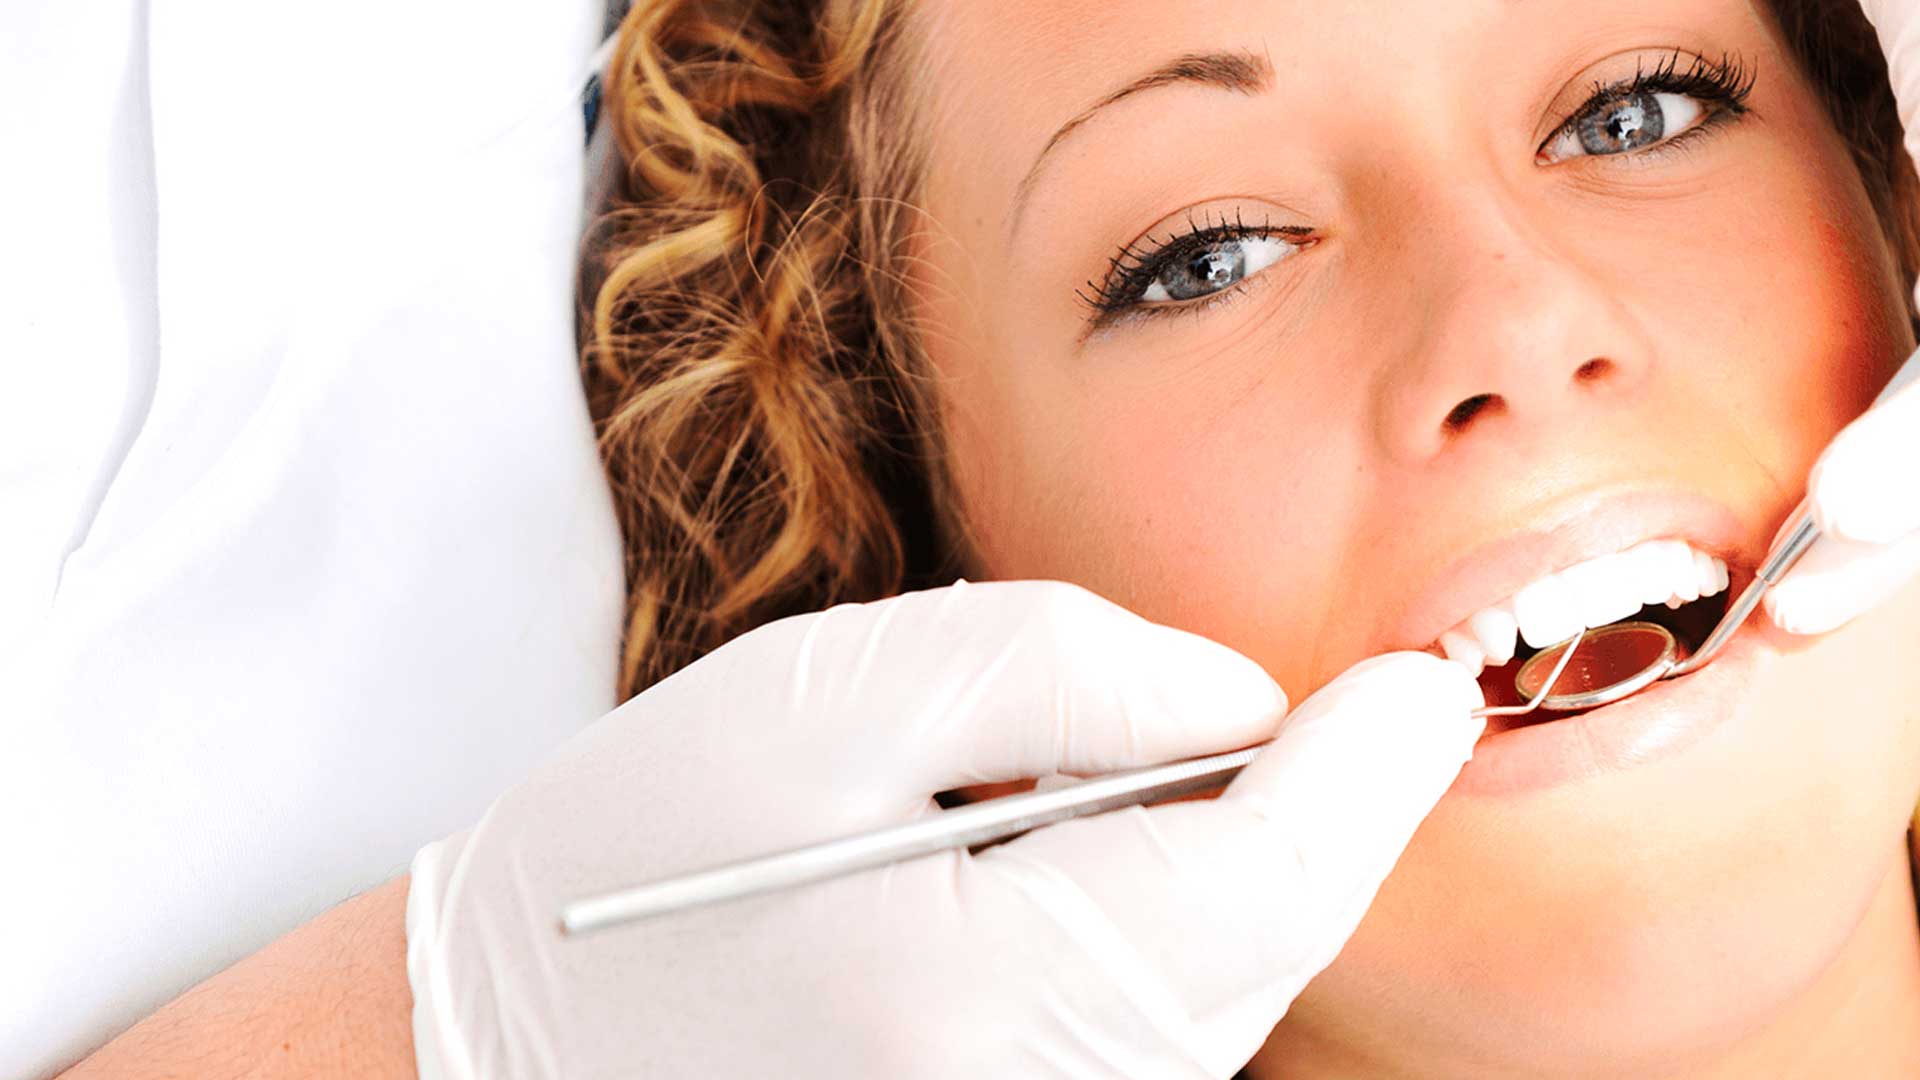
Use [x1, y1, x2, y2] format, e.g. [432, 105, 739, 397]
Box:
[0, 3, 623, 1075]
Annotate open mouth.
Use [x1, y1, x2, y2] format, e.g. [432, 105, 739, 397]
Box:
[1426, 537, 1748, 722]
[1475, 585, 1735, 718]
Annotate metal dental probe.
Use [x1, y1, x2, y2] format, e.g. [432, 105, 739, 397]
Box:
[556, 630, 1589, 936]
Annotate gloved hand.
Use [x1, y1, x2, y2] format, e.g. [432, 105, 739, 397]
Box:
[404, 579, 1483, 1079]
[1764, 355, 1920, 634]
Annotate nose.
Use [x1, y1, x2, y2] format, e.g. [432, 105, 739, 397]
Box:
[1371, 193, 1654, 464]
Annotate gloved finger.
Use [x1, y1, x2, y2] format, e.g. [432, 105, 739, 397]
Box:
[978, 653, 1482, 1069]
[1764, 530, 1920, 635]
[704, 578, 1289, 797]
[1805, 370, 1920, 545]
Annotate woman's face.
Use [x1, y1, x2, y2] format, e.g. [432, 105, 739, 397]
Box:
[910, 0, 1920, 1071]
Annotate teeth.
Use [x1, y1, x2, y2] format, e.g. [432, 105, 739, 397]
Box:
[1558, 551, 1645, 630]
[1640, 541, 1693, 606]
[1512, 573, 1585, 650]
[1439, 629, 1488, 677]
[1696, 548, 1729, 594]
[1467, 605, 1519, 666]
[1439, 540, 1731, 670]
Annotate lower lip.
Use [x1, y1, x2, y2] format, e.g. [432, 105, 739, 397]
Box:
[1452, 619, 1771, 798]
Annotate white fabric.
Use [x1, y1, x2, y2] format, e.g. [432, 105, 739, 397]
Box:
[405, 580, 1485, 1079]
[0, 2, 622, 1077]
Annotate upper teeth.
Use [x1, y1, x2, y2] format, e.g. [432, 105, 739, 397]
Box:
[1437, 539, 1729, 677]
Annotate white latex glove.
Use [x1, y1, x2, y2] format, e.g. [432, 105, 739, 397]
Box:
[1764, 355, 1920, 634]
[405, 579, 1483, 1079]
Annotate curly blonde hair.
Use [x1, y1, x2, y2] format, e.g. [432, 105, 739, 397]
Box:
[580, 0, 942, 696]
[580, 0, 1920, 702]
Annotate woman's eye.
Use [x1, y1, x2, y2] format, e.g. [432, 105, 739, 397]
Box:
[1079, 217, 1317, 327]
[1138, 234, 1301, 304]
[1538, 90, 1707, 164]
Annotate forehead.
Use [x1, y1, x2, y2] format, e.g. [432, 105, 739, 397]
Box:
[908, 0, 1771, 241]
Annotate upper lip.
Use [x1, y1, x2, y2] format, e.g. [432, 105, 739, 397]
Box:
[1391, 487, 1762, 653]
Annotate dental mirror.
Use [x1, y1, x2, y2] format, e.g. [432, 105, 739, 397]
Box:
[1514, 620, 1677, 712]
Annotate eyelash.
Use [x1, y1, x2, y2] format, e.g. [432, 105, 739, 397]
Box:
[1077, 209, 1313, 326]
[1079, 49, 1757, 329]
[1538, 49, 1756, 160]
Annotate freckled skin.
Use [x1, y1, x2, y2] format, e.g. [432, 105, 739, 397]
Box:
[910, 0, 1920, 1073]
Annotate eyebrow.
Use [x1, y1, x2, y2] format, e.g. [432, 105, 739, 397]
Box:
[1007, 49, 1275, 236]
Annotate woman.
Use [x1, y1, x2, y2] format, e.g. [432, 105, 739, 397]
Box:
[59, 0, 1920, 1076]
[568, 0, 1920, 1073]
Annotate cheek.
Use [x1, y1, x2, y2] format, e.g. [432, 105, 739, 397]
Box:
[943, 345, 1364, 696]
[1795, 208, 1913, 404]
[1652, 132, 1911, 496]
[1743, 219, 1903, 466]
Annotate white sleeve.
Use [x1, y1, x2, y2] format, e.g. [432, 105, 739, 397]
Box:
[0, 2, 621, 1076]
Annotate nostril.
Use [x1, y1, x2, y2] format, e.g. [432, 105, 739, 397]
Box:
[1574, 358, 1613, 383]
[1443, 392, 1503, 433]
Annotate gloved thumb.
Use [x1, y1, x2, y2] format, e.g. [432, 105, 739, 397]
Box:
[1764, 531, 1920, 635]
[1805, 364, 1920, 545]
[980, 652, 1483, 1074]
[1764, 349, 1920, 634]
